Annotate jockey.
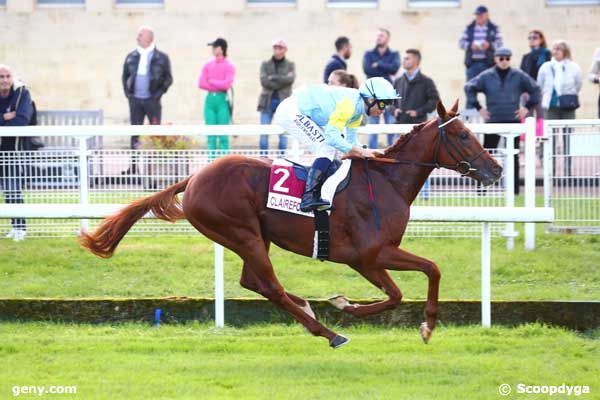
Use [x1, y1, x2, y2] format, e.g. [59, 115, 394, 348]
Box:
[274, 77, 400, 212]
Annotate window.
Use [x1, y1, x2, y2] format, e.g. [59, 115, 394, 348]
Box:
[115, 0, 164, 6]
[247, 0, 295, 5]
[327, 0, 378, 8]
[0, 0, 6, 6]
[547, 0, 599, 4]
[37, 0, 85, 5]
[408, 0, 459, 7]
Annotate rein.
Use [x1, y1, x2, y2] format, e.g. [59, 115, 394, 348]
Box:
[371, 116, 486, 176]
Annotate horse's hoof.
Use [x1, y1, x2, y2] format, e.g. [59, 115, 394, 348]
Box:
[330, 334, 350, 349]
[328, 295, 350, 310]
[419, 322, 433, 344]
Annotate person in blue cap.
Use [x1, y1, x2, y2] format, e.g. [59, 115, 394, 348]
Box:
[459, 5, 503, 81]
[465, 47, 541, 194]
[274, 77, 400, 212]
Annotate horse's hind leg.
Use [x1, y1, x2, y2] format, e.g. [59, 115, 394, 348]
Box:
[238, 242, 347, 348]
[240, 262, 315, 319]
[253, 241, 316, 318]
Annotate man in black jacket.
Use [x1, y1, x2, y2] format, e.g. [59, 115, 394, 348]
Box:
[390, 49, 439, 125]
[122, 26, 173, 150]
[0, 65, 34, 240]
[465, 47, 541, 194]
[323, 37, 351, 84]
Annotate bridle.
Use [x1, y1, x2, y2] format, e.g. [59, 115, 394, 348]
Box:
[376, 116, 487, 176]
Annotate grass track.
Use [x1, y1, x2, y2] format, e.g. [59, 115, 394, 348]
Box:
[0, 233, 598, 300]
[0, 323, 598, 400]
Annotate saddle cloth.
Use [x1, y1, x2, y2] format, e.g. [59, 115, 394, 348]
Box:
[266, 158, 352, 217]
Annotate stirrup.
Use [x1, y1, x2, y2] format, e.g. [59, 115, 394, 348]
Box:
[300, 195, 330, 212]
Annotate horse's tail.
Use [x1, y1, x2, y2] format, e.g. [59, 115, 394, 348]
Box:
[80, 177, 190, 258]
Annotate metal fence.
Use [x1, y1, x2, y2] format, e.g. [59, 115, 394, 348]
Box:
[543, 119, 600, 234]
[0, 122, 531, 239]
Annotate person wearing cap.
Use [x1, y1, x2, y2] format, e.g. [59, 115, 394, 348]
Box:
[122, 26, 173, 152]
[459, 5, 503, 82]
[465, 47, 541, 194]
[323, 36, 352, 84]
[257, 39, 295, 155]
[274, 77, 399, 211]
[198, 38, 236, 160]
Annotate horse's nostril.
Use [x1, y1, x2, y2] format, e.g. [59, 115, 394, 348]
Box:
[492, 165, 503, 176]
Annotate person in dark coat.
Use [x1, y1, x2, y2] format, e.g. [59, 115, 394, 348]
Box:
[0, 65, 34, 240]
[323, 36, 352, 84]
[362, 28, 400, 148]
[390, 49, 439, 125]
[258, 39, 296, 154]
[122, 25, 173, 150]
[520, 30, 551, 81]
[465, 47, 541, 194]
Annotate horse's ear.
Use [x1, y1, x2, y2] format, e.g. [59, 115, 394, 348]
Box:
[436, 101, 447, 120]
[450, 99, 460, 114]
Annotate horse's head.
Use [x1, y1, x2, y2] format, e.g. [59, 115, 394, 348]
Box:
[434, 100, 503, 186]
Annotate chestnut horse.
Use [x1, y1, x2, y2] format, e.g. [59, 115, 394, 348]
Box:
[81, 101, 502, 348]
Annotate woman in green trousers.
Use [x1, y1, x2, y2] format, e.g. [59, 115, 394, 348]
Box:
[198, 38, 236, 160]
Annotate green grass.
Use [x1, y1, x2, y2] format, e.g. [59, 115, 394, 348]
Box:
[0, 232, 598, 301]
[0, 323, 597, 400]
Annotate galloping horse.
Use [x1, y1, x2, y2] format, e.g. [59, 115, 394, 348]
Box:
[81, 101, 502, 348]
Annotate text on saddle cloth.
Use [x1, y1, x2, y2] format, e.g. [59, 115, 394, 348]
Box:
[266, 158, 352, 217]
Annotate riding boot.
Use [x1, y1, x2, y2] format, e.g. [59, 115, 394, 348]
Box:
[300, 157, 332, 212]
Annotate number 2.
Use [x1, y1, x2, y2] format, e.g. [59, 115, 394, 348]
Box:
[273, 168, 290, 193]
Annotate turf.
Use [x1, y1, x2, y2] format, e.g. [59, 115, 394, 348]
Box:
[0, 231, 598, 300]
[0, 323, 597, 400]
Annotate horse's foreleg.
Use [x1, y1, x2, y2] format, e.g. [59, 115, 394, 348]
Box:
[376, 246, 441, 343]
[329, 269, 402, 318]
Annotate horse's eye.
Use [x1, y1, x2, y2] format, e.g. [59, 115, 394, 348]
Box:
[459, 132, 469, 141]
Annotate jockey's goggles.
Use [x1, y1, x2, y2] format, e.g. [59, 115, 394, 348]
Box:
[365, 98, 394, 114]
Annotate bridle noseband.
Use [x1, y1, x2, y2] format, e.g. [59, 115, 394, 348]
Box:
[433, 116, 487, 176]
[379, 116, 487, 176]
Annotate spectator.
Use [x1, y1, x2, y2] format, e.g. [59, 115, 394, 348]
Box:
[390, 49, 439, 201]
[465, 47, 541, 194]
[258, 39, 295, 155]
[0, 65, 34, 241]
[390, 49, 439, 125]
[537, 40, 582, 177]
[122, 25, 173, 153]
[362, 28, 400, 149]
[459, 5, 503, 82]
[198, 38, 235, 160]
[520, 30, 550, 126]
[323, 37, 352, 84]
[520, 30, 551, 81]
[537, 40, 582, 120]
[589, 47, 600, 118]
[327, 70, 359, 89]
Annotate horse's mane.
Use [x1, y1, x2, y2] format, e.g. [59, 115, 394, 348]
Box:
[383, 112, 459, 157]
[383, 120, 430, 157]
